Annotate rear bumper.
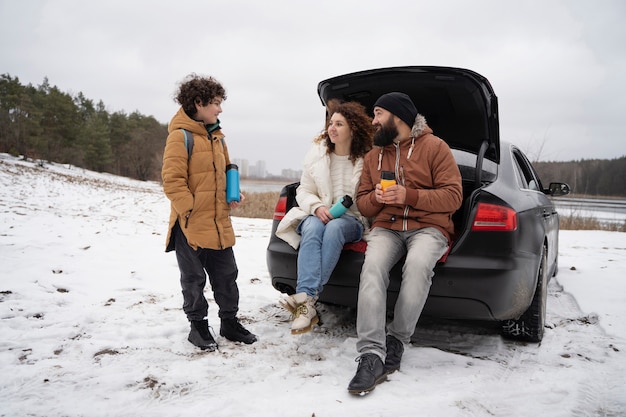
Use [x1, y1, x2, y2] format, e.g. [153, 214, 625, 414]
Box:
[426, 251, 539, 320]
[267, 242, 539, 322]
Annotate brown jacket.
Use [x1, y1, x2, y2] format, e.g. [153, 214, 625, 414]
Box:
[162, 107, 235, 251]
[356, 114, 462, 242]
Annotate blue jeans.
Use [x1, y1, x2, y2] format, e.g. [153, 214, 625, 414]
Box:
[296, 214, 363, 297]
[356, 227, 448, 360]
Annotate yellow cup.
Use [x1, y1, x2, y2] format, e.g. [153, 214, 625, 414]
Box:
[380, 171, 396, 192]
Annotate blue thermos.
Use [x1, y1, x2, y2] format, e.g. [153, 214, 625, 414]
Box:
[226, 164, 240, 203]
[329, 195, 353, 218]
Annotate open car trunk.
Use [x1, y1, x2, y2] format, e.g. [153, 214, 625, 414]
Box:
[318, 66, 500, 198]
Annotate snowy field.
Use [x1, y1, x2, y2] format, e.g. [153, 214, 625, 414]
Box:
[1, 154, 624, 417]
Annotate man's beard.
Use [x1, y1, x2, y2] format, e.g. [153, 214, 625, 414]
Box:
[373, 120, 399, 147]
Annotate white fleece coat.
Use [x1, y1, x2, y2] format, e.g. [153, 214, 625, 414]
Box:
[275, 141, 369, 249]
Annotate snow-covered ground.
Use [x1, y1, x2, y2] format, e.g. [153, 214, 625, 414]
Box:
[1, 154, 624, 417]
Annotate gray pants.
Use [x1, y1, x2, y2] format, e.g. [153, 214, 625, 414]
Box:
[174, 223, 239, 322]
[356, 227, 448, 360]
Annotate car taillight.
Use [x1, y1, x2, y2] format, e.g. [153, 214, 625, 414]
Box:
[471, 202, 517, 231]
[273, 196, 288, 221]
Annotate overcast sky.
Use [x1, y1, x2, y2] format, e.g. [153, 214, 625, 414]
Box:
[2, 0, 625, 174]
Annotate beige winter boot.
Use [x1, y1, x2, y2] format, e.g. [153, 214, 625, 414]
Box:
[290, 293, 319, 335]
[279, 294, 297, 316]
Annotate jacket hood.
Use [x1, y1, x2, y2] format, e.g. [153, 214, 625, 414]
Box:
[410, 114, 427, 139]
[168, 107, 210, 136]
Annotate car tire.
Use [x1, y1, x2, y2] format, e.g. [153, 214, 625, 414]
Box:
[501, 244, 548, 343]
[552, 253, 559, 277]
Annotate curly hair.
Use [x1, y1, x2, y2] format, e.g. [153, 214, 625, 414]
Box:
[315, 100, 374, 163]
[174, 73, 227, 116]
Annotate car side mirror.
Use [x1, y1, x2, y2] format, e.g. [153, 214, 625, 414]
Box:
[545, 182, 571, 197]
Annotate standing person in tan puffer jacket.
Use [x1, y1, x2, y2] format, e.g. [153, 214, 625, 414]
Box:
[162, 74, 256, 351]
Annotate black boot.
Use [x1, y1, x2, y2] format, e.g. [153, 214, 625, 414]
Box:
[384, 335, 404, 374]
[188, 320, 218, 351]
[347, 353, 387, 395]
[220, 318, 257, 344]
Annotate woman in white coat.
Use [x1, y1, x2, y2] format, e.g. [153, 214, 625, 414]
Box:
[276, 101, 374, 334]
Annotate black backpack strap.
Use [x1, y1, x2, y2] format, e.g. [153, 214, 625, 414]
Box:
[181, 129, 194, 159]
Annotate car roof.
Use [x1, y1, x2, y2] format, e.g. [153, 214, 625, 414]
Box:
[317, 66, 500, 163]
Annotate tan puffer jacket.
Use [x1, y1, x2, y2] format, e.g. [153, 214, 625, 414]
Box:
[162, 107, 235, 251]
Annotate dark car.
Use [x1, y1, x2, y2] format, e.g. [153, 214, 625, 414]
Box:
[266, 66, 570, 342]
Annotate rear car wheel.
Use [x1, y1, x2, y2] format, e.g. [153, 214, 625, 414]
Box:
[501, 245, 548, 342]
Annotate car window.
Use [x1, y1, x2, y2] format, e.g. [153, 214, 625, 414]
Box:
[451, 149, 497, 182]
[512, 149, 542, 191]
[513, 159, 529, 188]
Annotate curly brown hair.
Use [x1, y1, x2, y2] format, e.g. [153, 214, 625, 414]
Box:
[175, 73, 227, 116]
[315, 100, 374, 163]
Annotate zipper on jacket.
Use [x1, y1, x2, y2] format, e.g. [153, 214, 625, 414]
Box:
[215, 217, 224, 250]
[393, 145, 410, 231]
[213, 187, 224, 249]
[399, 165, 409, 230]
[393, 143, 401, 179]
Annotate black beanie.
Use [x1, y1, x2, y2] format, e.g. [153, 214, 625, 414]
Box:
[373, 92, 418, 128]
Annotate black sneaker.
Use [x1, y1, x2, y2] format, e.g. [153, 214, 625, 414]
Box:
[347, 353, 387, 395]
[188, 320, 218, 351]
[220, 318, 257, 344]
[384, 335, 404, 374]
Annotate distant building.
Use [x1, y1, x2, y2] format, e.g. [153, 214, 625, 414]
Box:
[256, 160, 267, 178]
[281, 168, 302, 180]
[232, 158, 300, 179]
[233, 158, 249, 177]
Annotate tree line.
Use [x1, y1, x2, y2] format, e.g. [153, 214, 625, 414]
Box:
[0, 74, 168, 181]
[534, 158, 626, 197]
[1, 74, 624, 196]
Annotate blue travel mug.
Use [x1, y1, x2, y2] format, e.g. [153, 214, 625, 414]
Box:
[226, 164, 240, 203]
[328, 195, 353, 218]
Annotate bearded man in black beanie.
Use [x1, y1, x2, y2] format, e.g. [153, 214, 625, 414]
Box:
[347, 92, 463, 395]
